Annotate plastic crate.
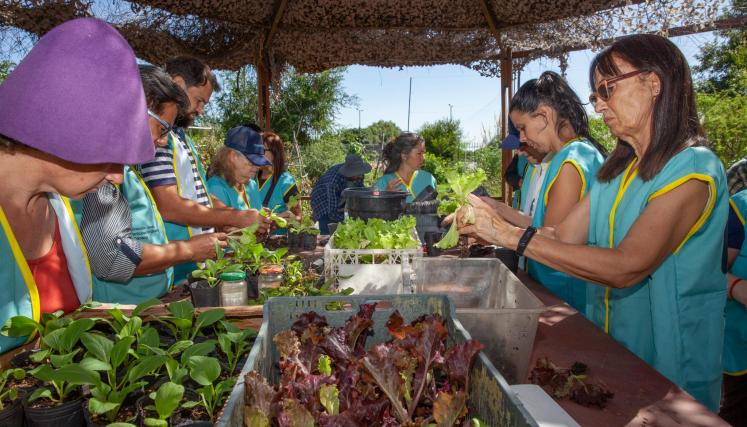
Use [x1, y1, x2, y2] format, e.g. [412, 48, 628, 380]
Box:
[215, 295, 538, 427]
[410, 258, 545, 384]
[323, 238, 422, 294]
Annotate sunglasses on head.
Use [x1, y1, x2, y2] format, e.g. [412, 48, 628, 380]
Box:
[589, 70, 644, 107]
[148, 110, 172, 138]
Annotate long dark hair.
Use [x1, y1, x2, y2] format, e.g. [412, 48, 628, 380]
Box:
[382, 132, 424, 174]
[510, 71, 606, 157]
[260, 131, 286, 184]
[139, 65, 189, 117]
[590, 34, 705, 182]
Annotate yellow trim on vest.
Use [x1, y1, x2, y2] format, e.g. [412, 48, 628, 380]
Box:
[259, 174, 273, 192]
[605, 160, 639, 334]
[132, 168, 169, 242]
[729, 199, 745, 226]
[236, 184, 251, 210]
[647, 174, 717, 254]
[0, 206, 41, 323]
[61, 197, 93, 295]
[395, 170, 418, 198]
[725, 367, 747, 376]
[543, 159, 587, 206]
[283, 182, 296, 196]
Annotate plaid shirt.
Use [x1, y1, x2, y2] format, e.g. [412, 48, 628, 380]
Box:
[310, 164, 347, 222]
[727, 157, 747, 196]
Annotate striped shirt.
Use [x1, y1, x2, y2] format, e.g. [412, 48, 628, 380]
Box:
[79, 183, 143, 283]
[139, 130, 211, 233]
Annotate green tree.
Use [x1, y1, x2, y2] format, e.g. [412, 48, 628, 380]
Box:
[0, 61, 14, 82]
[588, 116, 617, 152]
[363, 120, 401, 145]
[692, 0, 746, 167]
[417, 118, 465, 160]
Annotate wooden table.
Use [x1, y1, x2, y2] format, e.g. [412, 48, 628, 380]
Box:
[517, 270, 727, 427]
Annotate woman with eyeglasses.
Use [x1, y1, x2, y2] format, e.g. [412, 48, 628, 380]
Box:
[481, 71, 606, 312]
[75, 64, 228, 305]
[207, 125, 269, 212]
[255, 132, 301, 226]
[450, 34, 727, 411]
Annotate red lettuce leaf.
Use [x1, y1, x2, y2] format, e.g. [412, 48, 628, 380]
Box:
[342, 303, 375, 354]
[361, 343, 410, 423]
[433, 391, 468, 427]
[444, 340, 485, 390]
[277, 398, 314, 427]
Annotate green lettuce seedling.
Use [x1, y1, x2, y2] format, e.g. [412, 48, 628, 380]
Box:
[434, 168, 487, 249]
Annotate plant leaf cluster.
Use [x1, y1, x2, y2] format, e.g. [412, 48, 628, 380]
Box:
[434, 168, 487, 249]
[248, 260, 353, 305]
[529, 357, 614, 409]
[245, 304, 485, 426]
[333, 216, 419, 250]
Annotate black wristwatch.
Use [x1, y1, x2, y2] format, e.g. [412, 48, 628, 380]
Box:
[516, 226, 538, 256]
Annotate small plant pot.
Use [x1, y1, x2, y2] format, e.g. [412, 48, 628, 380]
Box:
[300, 233, 317, 250]
[137, 389, 210, 427]
[0, 392, 25, 427]
[189, 280, 222, 307]
[82, 395, 140, 427]
[24, 397, 84, 427]
[245, 271, 259, 300]
[287, 232, 300, 249]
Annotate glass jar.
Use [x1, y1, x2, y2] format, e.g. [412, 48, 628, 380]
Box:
[258, 264, 284, 290]
[220, 271, 248, 306]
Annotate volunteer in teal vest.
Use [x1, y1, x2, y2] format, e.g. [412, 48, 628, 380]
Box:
[0, 18, 155, 352]
[139, 57, 270, 283]
[452, 35, 727, 411]
[207, 125, 270, 211]
[76, 65, 226, 304]
[479, 72, 607, 311]
[375, 133, 437, 203]
[721, 189, 747, 425]
[511, 155, 529, 209]
[257, 132, 300, 217]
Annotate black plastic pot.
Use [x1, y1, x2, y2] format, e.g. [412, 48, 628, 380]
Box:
[342, 187, 408, 221]
[10, 349, 41, 370]
[287, 231, 299, 248]
[246, 272, 259, 300]
[495, 246, 519, 272]
[290, 231, 317, 250]
[0, 393, 25, 427]
[424, 231, 443, 257]
[24, 398, 84, 427]
[189, 280, 222, 307]
[82, 395, 140, 427]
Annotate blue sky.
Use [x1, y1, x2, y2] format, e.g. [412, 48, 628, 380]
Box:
[336, 32, 718, 147]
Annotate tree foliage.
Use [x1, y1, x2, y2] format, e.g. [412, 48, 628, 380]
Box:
[0, 61, 14, 82]
[363, 120, 401, 144]
[588, 116, 617, 153]
[417, 118, 465, 160]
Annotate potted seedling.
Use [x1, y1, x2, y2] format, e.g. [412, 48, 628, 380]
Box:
[190, 243, 242, 307]
[227, 227, 263, 300]
[217, 321, 257, 375]
[138, 381, 211, 427]
[287, 216, 320, 250]
[79, 333, 166, 425]
[182, 356, 234, 424]
[0, 367, 27, 427]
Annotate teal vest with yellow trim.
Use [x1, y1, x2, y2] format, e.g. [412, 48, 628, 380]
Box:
[84, 166, 173, 304]
[0, 194, 92, 353]
[512, 155, 530, 209]
[374, 170, 437, 203]
[586, 146, 727, 411]
[207, 175, 259, 211]
[258, 171, 297, 213]
[725, 190, 747, 375]
[527, 139, 604, 312]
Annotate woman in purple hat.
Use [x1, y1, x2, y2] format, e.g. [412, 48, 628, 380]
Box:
[0, 18, 156, 353]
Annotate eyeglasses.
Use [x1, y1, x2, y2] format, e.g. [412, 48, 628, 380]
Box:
[148, 110, 172, 138]
[589, 70, 644, 107]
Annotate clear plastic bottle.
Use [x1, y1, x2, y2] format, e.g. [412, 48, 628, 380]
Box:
[258, 264, 284, 290]
[220, 271, 248, 306]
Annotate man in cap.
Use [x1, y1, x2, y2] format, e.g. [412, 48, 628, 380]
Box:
[311, 154, 371, 234]
[139, 56, 270, 282]
[0, 18, 154, 352]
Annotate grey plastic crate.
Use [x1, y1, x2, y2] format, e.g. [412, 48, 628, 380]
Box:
[412, 258, 545, 384]
[215, 295, 538, 427]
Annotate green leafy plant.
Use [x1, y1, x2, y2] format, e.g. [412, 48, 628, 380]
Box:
[28, 363, 99, 404]
[157, 301, 225, 342]
[260, 208, 288, 228]
[217, 321, 257, 375]
[80, 333, 166, 422]
[287, 215, 320, 235]
[184, 356, 236, 422]
[0, 368, 25, 410]
[435, 168, 487, 249]
[191, 242, 242, 287]
[248, 263, 353, 305]
[332, 216, 419, 250]
[142, 381, 185, 427]
[261, 247, 288, 266]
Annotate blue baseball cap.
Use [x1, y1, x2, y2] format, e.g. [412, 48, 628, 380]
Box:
[225, 125, 271, 166]
[500, 118, 520, 150]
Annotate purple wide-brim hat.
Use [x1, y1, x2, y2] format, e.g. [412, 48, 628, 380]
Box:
[0, 18, 153, 165]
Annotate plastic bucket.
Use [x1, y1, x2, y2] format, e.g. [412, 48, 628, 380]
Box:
[342, 188, 408, 221]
